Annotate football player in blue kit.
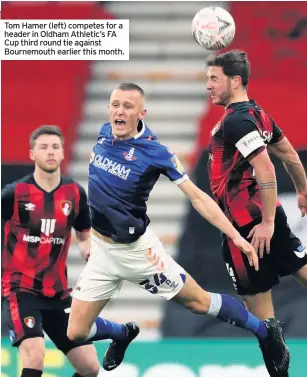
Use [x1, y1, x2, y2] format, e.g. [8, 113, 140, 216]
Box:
[67, 83, 289, 376]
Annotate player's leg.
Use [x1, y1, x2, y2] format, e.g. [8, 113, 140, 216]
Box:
[292, 264, 307, 289]
[245, 207, 307, 319]
[66, 345, 100, 377]
[174, 272, 289, 376]
[69, 234, 140, 372]
[273, 206, 307, 286]
[67, 298, 113, 341]
[273, 206, 307, 289]
[134, 239, 288, 376]
[222, 216, 291, 376]
[42, 298, 100, 377]
[222, 216, 281, 319]
[241, 290, 275, 320]
[67, 234, 129, 345]
[18, 339, 45, 377]
[239, 290, 289, 377]
[68, 298, 131, 347]
[3, 293, 45, 377]
[242, 208, 307, 319]
[134, 238, 268, 338]
[173, 272, 269, 338]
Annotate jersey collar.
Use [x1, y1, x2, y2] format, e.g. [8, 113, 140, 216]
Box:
[31, 174, 62, 194]
[133, 120, 146, 139]
[109, 120, 146, 142]
[226, 100, 256, 110]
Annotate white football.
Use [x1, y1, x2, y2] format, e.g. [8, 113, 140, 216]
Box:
[191, 6, 236, 50]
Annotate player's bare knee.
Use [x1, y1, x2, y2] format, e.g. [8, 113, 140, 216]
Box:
[68, 345, 100, 377]
[191, 299, 210, 314]
[19, 339, 45, 369]
[174, 276, 211, 314]
[67, 326, 90, 342]
[187, 293, 211, 314]
[77, 364, 100, 377]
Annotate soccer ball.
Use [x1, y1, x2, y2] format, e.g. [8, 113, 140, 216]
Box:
[191, 6, 236, 51]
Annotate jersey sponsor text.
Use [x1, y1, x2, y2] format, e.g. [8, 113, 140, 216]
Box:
[23, 234, 65, 245]
[93, 154, 131, 180]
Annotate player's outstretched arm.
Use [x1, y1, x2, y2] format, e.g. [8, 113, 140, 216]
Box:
[178, 179, 239, 239]
[178, 179, 258, 270]
[268, 137, 307, 216]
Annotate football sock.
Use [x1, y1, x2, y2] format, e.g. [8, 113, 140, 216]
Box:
[85, 317, 126, 341]
[21, 369, 42, 377]
[208, 293, 268, 339]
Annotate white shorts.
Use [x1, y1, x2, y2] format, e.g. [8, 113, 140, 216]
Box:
[73, 228, 186, 301]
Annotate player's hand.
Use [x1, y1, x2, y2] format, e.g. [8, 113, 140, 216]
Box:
[232, 235, 259, 271]
[247, 222, 274, 259]
[297, 191, 307, 217]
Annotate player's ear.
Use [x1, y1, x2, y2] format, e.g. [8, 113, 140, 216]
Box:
[138, 109, 147, 121]
[29, 149, 35, 161]
[232, 75, 242, 89]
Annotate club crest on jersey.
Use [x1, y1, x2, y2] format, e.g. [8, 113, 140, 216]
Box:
[123, 147, 137, 161]
[24, 316, 35, 328]
[211, 121, 221, 136]
[60, 200, 72, 216]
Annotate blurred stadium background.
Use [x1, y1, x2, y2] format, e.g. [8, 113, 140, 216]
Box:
[1, 1, 307, 376]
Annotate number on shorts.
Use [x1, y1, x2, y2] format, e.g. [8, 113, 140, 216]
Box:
[226, 263, 238, 290]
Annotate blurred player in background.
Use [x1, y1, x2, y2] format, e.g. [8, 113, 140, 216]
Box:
[67, 83, 289, 376]
[206, 49, 307, 376]
[1, 126, 117, 377]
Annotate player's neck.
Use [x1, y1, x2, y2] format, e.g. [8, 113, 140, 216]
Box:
[113, 129, 139, 141]
[226, 94, 249, 108]
[114, 134, 136, 141]
[33, 168, 61, 193]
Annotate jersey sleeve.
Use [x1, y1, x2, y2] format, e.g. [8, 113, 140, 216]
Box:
[155, 144, 189, 185]
[224, 116, 265, 158]
[73, 183, 91, 232]
[270, 119, 284, 144]
[1, 184, 15, 221]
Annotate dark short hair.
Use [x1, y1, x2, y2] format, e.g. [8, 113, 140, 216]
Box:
[30, 125, 64, 149]
[116, 82, 145, 97]
[206, 50, 250, 87]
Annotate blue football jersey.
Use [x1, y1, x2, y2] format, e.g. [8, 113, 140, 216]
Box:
[88, 121, 189, 242]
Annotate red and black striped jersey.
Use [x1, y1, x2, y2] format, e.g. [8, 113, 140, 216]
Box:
[208, 100, 284, 227]
[1, 174, 90, 298]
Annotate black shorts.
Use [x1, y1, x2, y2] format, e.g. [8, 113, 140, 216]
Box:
[3, 292, 92, 354]
[223, 206, 307, 296]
